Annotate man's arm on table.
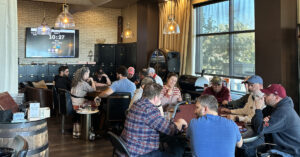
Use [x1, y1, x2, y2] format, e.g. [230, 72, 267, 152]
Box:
[98, 87, 114, 98]
[227, 94, 249, 109]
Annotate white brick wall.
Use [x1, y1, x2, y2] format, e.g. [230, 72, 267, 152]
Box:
[18, 0, 121, 64]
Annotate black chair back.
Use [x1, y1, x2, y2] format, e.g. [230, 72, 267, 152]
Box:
[107, 92, 131, 122]
[57, 89, 74, 115]
[52, 86, 60, 114]
[107, 131, 130, 157]
[12, 135, 28, 157]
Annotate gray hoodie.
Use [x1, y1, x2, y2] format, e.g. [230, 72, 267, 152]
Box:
[252, 97, 300, 156]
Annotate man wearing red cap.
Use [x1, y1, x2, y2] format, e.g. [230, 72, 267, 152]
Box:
[127, 67, 139, 85]
[252, 84, 300, 157]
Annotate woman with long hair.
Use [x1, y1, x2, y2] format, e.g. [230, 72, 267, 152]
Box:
[70, 67, 96, 138]
[160, 73, 182, 110]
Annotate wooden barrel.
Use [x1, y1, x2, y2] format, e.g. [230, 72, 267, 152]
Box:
[0, 119, 49, 157]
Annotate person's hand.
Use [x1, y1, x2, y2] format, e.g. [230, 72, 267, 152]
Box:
[88, 77, 94, 82]
[102, 74, 108, 78]
[177, 97, 182, 102]
[167, 88, 173, 96]
[222, 100, 228, 105]
[255, 97, 264, 110]
[221, 108, 231, 113]
[174, 118, 188, 130]
[263, 116, 270, 123]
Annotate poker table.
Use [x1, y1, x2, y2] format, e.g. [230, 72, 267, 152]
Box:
[171, 102, 259, 143]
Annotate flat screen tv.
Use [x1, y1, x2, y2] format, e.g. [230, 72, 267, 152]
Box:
[25, 27, 79, 58]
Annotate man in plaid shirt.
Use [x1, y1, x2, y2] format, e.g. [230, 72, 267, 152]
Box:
[121, 83, 187, 157]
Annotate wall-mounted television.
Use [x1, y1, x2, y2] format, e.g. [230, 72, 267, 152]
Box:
[25, 27, 79, 58]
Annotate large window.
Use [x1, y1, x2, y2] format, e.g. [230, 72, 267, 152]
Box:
[194, 0, 255, 77]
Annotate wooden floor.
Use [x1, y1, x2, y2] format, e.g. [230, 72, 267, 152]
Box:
[48, 117, 113, 157]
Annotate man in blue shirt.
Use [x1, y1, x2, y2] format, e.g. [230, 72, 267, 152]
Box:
[187, 95, 243, 157]
[99, 66, 136, 98]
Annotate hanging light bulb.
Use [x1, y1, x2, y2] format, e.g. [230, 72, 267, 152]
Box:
[163, 0, 180, 34]
[55, 3, 75, 28]
[122, 22, 134, 39]
[37, 7, 51, 35]
[163, 15, 180, 34]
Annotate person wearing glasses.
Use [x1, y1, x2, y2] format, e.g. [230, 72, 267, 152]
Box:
[202, 76, 231, 105]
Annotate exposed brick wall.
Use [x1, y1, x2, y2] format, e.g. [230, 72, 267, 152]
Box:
[121, 3, 137, 43]
[18, 0, 121, 64]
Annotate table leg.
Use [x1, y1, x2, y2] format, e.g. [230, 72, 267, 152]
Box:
[81, 114, 91, 140]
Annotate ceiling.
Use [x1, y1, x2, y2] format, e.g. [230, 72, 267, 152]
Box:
[31, 0, 139, 9]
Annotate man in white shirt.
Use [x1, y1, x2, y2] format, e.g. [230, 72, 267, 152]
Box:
[147, 67, 163, 86]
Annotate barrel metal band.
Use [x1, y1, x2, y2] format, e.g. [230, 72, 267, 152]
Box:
[0, 119, 46, 129]
[0, 126, 47, 138]
[27, 143, 49, 156]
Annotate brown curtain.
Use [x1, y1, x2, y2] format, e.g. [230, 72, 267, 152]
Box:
[159, 0, 192, 75]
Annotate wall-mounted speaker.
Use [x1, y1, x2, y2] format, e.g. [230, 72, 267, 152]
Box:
[167, 52, 180, 73]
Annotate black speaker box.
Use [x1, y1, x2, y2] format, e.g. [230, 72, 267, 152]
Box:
[167, 52, 180, 73]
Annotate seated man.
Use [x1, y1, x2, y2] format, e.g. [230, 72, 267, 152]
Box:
[147, 67, 163, 86]
[187, 95, 243, 157]
[121, 83, 187, 157]
[99, 66, 136, 98]
[129, 76, 163, 116]
[54, 65, 71, 90]
[127, 67, 139, 85]
[202, 76, 231, 105]
[252, 84, 300, 157]
[129, 77, 153, 108]
[93, 69, 111, 87]
[222, 75, 264, 123]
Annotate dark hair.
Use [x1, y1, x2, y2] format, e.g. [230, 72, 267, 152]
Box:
[196, 95, 218, 112]
[71, 67, 90, 87]
[167, 72, 178, 80]
[143, 83, 162, 99]
[58, 66, 69, 73]
[116, 66, 128, 77]
[139, 69, 148, 77]
[98, 68, 104, 74]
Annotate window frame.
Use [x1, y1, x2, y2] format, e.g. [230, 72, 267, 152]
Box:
[193, 0, 255, 78]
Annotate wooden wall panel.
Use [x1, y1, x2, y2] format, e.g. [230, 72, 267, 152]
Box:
[255, 0, 299, 113]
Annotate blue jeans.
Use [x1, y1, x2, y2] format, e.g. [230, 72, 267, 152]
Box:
[237, 136, 265, 157]
[260, 149, 293, 157]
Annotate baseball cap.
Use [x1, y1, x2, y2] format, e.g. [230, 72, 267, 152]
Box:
[128, 67, 135, 75]
[147, 67, 155, 74]
[261, 84, 286, 98]
[210, 76, 222, 85]
[246, 75, 263, 84]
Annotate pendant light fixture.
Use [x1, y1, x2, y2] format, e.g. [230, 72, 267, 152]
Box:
[122, 22, 134, 39]
[122, 4, 134, 39]
[163, 0, 180, 34]
[55, 0, 75, 29]
[37, 4, 51, 35]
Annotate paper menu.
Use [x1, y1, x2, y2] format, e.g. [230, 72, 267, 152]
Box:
[29, 103, 40, 118]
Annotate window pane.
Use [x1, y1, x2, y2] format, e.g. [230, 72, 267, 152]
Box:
[196, 1, 229, 34]
[197, 35, 229, 75]
[233, 33, 255, 76]
[233, 0, 255, 31]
